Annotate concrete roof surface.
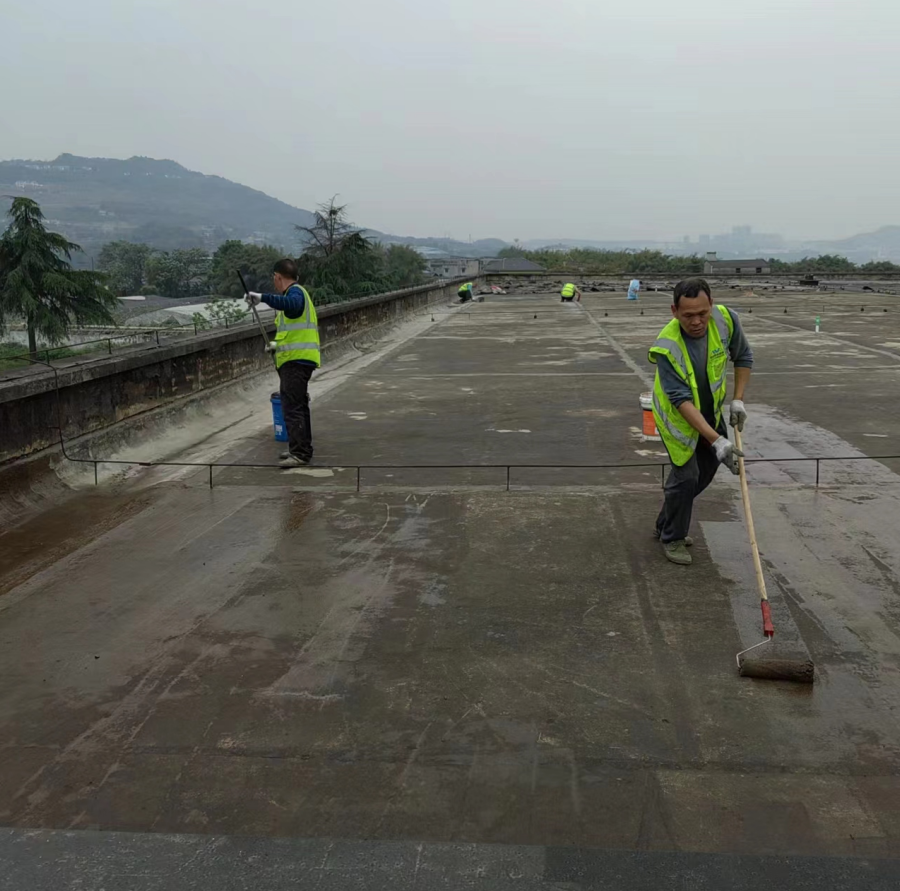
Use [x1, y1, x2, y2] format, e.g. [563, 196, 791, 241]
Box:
[2, 287, 900, 884]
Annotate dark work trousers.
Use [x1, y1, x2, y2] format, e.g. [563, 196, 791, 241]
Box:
[656, 421, 725, 543]
[279, 360, 315, 461]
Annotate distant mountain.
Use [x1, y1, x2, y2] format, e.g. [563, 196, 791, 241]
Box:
[522, 238, 671, 251]
[374, 234, 509, 259]
[0, 154, 316, 264]
[12, 154, 897, 266]
[524, 230, 900, 264]
[807, 226, 900, 263]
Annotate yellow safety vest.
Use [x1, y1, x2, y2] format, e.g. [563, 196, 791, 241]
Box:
[274, 284, 320, 369]
[458, 282, 473, 294]
[648, 305, 734, 466]
[561, 283, 577, 297]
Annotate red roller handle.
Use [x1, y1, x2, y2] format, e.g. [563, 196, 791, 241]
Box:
[761, 600, 775, 638]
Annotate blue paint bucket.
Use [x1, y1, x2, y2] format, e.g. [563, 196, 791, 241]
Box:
[270, 392, 288, 442]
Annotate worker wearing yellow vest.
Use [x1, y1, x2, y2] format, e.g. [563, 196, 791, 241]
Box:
[246, 258, 321, 468]
[649, 278, 753, 565]
[458, 281, 475, 303]
[560, 283, 581, 302]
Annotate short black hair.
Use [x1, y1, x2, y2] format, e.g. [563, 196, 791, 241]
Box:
[673, 278, 712, 307]
[273, 258, 299, 280]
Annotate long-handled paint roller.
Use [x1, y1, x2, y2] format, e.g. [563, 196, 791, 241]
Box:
[733, 426, 815, 683]
[236, 270, 276, 365]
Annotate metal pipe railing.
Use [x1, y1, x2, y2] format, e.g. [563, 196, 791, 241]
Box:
[58, 449, 900, 492]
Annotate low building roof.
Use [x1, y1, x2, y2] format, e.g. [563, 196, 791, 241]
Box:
[482, 258, 545, 273]
[707, 258, 769, 269]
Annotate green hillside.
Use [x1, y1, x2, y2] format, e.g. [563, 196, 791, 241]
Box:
[0, 154, 316, 265]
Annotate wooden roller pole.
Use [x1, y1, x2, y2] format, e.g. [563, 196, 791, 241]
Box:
[733, 427, 775, 637]
[733, 428, 815, 682]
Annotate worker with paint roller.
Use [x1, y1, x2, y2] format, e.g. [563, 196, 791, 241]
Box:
[245, 258, 320, 468]
[649, 278, 753, 566]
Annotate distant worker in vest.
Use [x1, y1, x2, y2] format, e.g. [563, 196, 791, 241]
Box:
[458, 281, 475, 303]
[560, 282, 582, 302]
[245, 258, 320, 468]
[649, 278, 753, 566]
[627, 278, 641, 301]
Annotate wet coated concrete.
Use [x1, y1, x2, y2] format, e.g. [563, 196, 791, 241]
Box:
[2, 289, 900, 882]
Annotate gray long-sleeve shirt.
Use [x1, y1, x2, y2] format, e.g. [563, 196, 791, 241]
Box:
[656, 309, 753, 427]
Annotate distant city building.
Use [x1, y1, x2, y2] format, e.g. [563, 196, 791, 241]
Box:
[481, 258, 545, 273]
[703, 252, 771, 275]
[684, 228, 784, 253]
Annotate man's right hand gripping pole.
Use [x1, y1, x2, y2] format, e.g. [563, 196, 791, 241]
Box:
[713, 435, 744, 475]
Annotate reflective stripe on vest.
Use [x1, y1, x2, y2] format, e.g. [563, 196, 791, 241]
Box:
[274, 285, 321, 369]
[459, 282, 473, 292]
[276, 341, 319, 352]
[647, 305, 735, 466]
[561, 283, 576, 297]
[652, 337, 687, 371]
[652, 389, 697, 449]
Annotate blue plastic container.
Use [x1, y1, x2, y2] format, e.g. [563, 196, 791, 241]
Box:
[270, 392, 288, 442]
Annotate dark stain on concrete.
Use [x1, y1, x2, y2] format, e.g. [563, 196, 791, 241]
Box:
[0, 491, 154, 597]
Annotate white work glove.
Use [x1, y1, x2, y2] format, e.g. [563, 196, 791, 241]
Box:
[729, 399, 747, 432]
[712, 436, 744, 476]
[266, 341, 278, 354]
[245, 291, 262, 307]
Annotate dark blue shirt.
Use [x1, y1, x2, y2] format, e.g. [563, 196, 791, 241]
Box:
[261, 283, 308, 317]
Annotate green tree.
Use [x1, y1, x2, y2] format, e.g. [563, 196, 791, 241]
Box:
[297, 197, 356, 257]
[97, 241, 153, 295]
[209, 240, 281, 298]
[806, 254, 856, 274]
[205, 295, 248, 326]
[493, 246, 702, 275]
[191, 311, 211, 331]
[0, 197, 118, 356]
[859, 260, 900, 273]
[767, 254, 881, 274]
[296, 199, 385, 300]
[145, 248, 209, 299]
[380, 244, 426, 289]
[498, 240, 527, 259]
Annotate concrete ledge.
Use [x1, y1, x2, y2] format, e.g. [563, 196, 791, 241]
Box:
[483, 271, 900, 282]
[0, 324, 271, 404]
[0, 277, 472, 464]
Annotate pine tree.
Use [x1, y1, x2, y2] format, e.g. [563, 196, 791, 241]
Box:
[0, 198, 118, 356]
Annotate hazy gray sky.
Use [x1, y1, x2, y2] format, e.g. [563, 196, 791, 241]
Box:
[4, 0, 898, 241]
